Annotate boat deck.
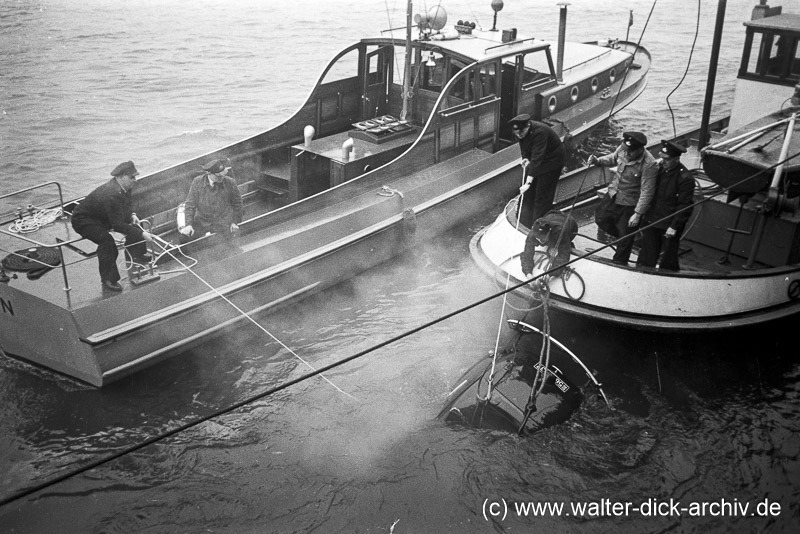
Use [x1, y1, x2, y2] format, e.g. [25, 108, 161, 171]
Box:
[0, 147, 499, 312]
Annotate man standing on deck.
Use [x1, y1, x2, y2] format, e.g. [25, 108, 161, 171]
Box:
[588, 131, 658, 265]
[636, 140, 695, 271]
[510, 114, 566, 228]
[178, 159, 243, 244]
[71, 161, 154, 292]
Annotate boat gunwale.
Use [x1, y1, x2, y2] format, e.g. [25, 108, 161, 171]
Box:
[468, 225, 800, 331]
[497, 199, 800, 280]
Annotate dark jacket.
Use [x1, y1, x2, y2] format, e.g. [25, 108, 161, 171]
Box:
[517, 121, 566, 176]
[521, 211, 578, 275]
[643, 162, 695, 230]
[184, 174, 243, 230]
[71, 177, 143, 240]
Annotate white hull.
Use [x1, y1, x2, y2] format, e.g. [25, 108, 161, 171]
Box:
[472, 205, 800, 331]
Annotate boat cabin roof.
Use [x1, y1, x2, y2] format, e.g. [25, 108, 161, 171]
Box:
[371, 27, 551, 64]
[745, 13, 800, 33]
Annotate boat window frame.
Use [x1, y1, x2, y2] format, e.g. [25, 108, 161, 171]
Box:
[518, 48, 557, 92]
[739, 26, 800, 86]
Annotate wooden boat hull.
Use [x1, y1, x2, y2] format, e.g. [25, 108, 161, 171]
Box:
[0, 18, 650, 385]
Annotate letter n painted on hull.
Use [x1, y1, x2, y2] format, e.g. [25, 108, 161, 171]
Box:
[1, 298, 14, 316]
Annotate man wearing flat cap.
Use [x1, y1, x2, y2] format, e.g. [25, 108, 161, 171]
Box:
[71, 161, 155, 292]
[588, 131, 658, 265]
[179, 158, 243, 244]
[509, 114, 566, 227]
[636, 140, 695, 271]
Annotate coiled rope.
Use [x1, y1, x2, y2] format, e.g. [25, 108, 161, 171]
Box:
[7, 207, 63, 234]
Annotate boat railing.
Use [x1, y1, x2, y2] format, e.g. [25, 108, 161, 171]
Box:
[439, 95, 500, 118]
[559, 48, 615, 75]
[0, 181, 80, 294]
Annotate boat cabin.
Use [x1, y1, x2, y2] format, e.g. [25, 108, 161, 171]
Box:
[731, 11, 800, 130]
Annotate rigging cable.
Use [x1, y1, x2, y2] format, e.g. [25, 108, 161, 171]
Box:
[665, 0, 701, 139]
[477, 163, 529, 403]
[3, 149, 799, 508]
[602, 0, 658, 133]
[150, 235, 356, 401]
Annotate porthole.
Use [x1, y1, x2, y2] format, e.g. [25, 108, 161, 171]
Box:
[609, 68, 616, 83]
[548, 95, 558, 113]
[570, 86, 579, 102]
[591, 77, 599, 93]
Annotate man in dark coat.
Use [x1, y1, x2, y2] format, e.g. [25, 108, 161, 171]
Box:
[636, 140, 695, 271]
[588, 131, 658, 265]
[510, 114, 566, 228]
[71, 161, 154, 292]
[520, 210, 578, 278]
[179, 159, 243, 244]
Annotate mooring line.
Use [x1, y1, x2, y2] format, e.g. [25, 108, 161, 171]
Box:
[151, 236, 356, 401]
[3, 151, 798, 508]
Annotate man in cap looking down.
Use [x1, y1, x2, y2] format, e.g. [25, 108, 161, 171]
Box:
[588, 131, 658, 265]
[509, 114, 566, 228]
[636, 140, 695, 271]
[179, 159, 243, 244]
[71, 160, 154, 292]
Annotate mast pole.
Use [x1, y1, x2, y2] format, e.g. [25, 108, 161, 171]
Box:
[400, 1, 413, 121]
[699, 0, 727, 149]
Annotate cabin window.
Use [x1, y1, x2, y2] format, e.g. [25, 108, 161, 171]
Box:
[476, 63, 498, 99]
[450, 64, 473, 102]
[591, 77, 599, 93]
[517, 50, 555, 90]
[609, 68, 616, 83]
[366, 50, 383, 85]
[548, 95, 558, 113]
[791, 41, 800, 77]
[322, 49, 360, 84]
[570, 86, 579, 102]
[742, 29, 800, 85]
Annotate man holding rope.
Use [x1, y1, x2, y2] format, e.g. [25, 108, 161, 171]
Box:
[71, 161, 154, 292]
[510, 114, 566, 228]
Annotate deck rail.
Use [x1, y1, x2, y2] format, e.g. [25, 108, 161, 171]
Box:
[0, 181, 81, 297]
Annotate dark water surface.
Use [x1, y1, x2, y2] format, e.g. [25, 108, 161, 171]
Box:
[1, 0, 798, 532]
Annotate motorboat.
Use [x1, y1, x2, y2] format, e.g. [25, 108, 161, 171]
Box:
[469, 1, 800, 331]
[0, 2, 650, 386]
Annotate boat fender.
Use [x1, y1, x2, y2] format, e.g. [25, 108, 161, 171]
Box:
[304, 125, 315, 148]
[176, 202, 186, 230]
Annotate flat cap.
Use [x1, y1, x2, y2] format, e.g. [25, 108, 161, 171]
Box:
[660, 139, 687, 157]
[202, 159, 229, 174]
[509, 113, 531, 127]
[623, 131, 647, 149]
[110, 161, 139, 177]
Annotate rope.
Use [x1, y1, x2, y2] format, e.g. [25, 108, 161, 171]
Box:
[378, 185, 405, 198]
[149, 236, 356, 401]
[477, 163, 528, 403]
[3, 150, 797, 508]
[7, 207, 62, 234]
[665, 0, 701, 139]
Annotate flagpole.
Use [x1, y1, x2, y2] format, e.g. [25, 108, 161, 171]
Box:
[625, 10, 633, 42]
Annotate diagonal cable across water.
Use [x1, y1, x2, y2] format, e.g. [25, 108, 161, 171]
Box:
[151, 236, 357, 401]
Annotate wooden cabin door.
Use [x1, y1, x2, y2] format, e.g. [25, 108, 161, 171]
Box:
[362, 46, 393, 119]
